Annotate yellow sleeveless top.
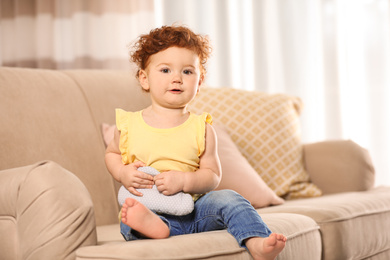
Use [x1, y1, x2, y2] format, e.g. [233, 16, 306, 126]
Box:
[116, 109, 212, 173]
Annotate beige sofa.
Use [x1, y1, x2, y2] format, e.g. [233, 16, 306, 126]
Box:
[1, 67, 389, 260]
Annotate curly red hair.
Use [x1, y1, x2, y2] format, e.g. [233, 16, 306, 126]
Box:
[130, 25, 212, 78]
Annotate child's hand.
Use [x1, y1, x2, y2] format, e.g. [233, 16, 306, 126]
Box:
[120, 161, 154, 197]
[154, 170, 185, 196]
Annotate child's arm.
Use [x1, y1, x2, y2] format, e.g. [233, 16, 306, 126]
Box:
[154, 123, 222, 195]
[105, 127, 154, 197]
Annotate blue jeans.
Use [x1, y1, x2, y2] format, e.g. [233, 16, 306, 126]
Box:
[120, 190, 272, 248]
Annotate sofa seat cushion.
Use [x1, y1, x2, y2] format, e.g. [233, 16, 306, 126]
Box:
[258, 187, 390, 260]
[78, 213, 321, 260]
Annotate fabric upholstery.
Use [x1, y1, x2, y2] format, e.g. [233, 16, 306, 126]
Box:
[78, 213, 321, 260]
[258, 187, 390, 260]
[303, 140, 375, 194]
[0, 67, 119, 225]
[262, 213, 321, 260]
[0, 217, 17, 260]
[62, 70, 151, 128]
[189, 87, 322, 199]
[364, 249, 390, 260]
[0, 161, 96, 260]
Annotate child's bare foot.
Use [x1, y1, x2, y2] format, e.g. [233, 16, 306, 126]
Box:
[121, 198, 170, 239]
[245, 233, 287, 260]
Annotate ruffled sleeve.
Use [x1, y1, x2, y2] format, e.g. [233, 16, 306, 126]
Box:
[202, 112, 213, 125]
[115, 109, 131, 164]
[197, 112, 213, 157]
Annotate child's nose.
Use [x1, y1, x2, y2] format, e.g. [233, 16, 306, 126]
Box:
[172, 72, 183, 84]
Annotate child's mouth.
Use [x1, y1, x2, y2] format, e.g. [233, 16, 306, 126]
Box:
[170, 89, 182, 93]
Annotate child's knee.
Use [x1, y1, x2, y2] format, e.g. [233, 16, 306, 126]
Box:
[208, 190, 246, 204]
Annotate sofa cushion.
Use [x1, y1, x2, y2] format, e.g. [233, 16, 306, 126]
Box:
[189, 87, 322, 199]
[78, 213, 321, 260]
[258, 187, 390, 260]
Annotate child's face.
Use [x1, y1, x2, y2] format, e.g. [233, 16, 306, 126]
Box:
[139, 47, 203, 110]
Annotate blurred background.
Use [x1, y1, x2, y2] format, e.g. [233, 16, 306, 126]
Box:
[1, 0, 389, 186]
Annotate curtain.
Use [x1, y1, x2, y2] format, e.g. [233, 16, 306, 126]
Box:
[0, 0, 155, 69]
[157, 0, 390, 186]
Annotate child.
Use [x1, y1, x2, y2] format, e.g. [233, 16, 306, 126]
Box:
[105, 25, 287, 260]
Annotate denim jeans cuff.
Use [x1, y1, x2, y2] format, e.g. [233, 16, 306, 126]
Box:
[236, 230, 272, 249]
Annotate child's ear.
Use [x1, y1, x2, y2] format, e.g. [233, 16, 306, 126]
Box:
[197, 74, 204, 93]
[139, 70, 150, 91]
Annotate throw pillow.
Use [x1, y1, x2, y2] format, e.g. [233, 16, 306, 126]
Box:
[213, 124, 284, 207]
[188, 87, 322, 199]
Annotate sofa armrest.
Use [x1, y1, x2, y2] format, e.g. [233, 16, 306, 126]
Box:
[0, 161, 97, 260]
[303, 140, 375, 195]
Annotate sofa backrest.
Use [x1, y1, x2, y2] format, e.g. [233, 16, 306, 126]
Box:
[0, 67, 150, 225]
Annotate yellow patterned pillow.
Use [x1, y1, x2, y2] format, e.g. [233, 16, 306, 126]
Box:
[189, 87, 322, 199]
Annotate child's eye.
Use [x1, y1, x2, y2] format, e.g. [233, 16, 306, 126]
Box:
[183, 70, 193, 75]
[161, 68, 170, 73]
